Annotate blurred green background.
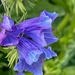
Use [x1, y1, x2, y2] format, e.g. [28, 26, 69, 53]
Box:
[0, 0, 75, 75]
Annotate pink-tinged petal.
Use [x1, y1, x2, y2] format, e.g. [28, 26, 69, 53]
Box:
[0, 28, 6, 44]
[0, 32, 6, 44]
[1, 33, 18, 46]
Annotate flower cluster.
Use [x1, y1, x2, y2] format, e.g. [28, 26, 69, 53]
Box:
[0, 10, 58, 75]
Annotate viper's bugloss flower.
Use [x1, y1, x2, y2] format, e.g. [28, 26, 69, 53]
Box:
[0, 10, 58, 75]
[14, 10, 58, 75]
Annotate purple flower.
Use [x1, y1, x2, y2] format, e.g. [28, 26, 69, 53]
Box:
[14, 10, 58, 75]
[0, 10, 58, 75]
[0, 14, 23, 46]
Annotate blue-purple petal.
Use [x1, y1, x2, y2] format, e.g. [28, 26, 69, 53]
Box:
[43, 10, 58, 21]
[14, 55, 44, 75]
[24, 30, 47, 47]
[17, 17, 38, 29]
[18, 10, 58, 30]
[40, 47, 57, 59]
[2, 14, 14, 30]
[17, 10, 58, 47]
[24, 28, 58, 47]
[17, 37, 43, 65]
[43, 29, 58, 45]
[14, 58, 25, 72]
[9, 26, 23, 37]
[24, 59, 43, 75]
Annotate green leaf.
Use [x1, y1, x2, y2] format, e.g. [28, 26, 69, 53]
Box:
[6, 48, 18, 68]
[61, 66, 75, 75]
[57, 13, 70, 32]
[18, 1, 26, 14]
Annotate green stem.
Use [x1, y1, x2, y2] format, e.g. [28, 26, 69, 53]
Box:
[57, 13, 70, 32]
[1, 0, 7, 13]
[68, 13, 75, 34]
[4, 0, 6, 13]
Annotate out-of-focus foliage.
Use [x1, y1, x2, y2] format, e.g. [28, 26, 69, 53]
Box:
[0, 0, 37, 22]
[0, 0, 75, 75]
